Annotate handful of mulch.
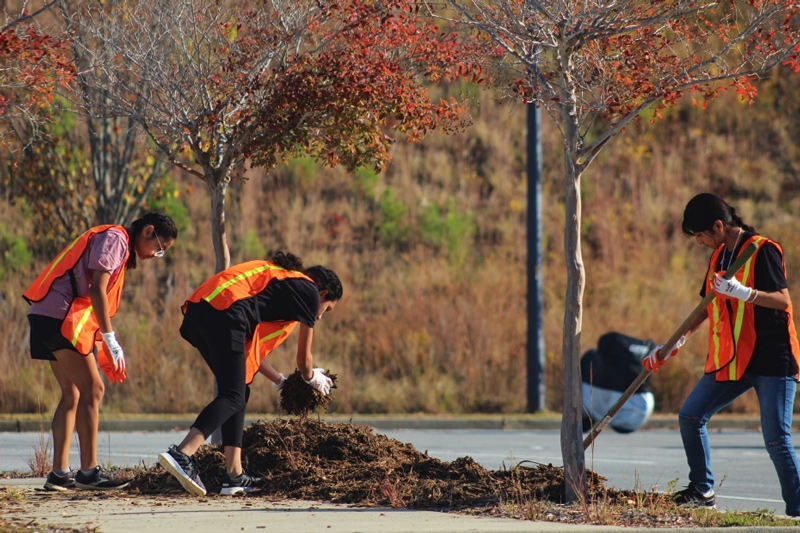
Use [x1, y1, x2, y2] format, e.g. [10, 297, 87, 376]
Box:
[279, 369, 337, 417]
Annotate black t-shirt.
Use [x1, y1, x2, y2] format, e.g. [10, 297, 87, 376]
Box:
[185, 277, 319, 343]
[700, 232, 798, 376]
[228, 277, 320, 338]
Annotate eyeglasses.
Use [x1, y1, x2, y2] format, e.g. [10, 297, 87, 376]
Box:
[153, 230, 165, 258]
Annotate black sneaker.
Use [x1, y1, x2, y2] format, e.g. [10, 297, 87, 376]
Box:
[43, 470, 75, 491]
[73, 466, 130, 490]
[158, 445, 206, 496]
[673, 483, 716, 508]
[220, 470, 265, 496]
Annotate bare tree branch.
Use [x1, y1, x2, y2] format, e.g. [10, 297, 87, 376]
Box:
[1, 0, 57, 33]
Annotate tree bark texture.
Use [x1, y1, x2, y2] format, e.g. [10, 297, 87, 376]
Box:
[209, 179, 231, 274]
[560, 151, 586, 503]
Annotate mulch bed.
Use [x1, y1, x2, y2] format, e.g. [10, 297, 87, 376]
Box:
[127, 417, 654, 510]
[126, 375, 678, 517]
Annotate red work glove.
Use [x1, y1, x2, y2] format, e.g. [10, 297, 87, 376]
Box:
[642, 336, 686, 372]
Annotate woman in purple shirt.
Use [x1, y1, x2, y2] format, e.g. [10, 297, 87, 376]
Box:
[24, 212, 177, 491]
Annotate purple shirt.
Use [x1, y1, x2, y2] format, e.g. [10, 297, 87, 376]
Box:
[28, 228, 129, 319]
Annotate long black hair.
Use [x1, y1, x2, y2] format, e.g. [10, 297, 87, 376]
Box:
[269, 250, 343, 302]
[682, 193, 756, 236]
[126, 212, 178, 269]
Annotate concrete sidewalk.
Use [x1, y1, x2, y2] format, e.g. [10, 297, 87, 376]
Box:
[1, 477, 784, 533]
[0, 477, 614, 533]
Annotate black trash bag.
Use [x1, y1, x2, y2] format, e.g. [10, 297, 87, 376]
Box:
[581, 332, 657, 434]
[581, 331, 656, 393]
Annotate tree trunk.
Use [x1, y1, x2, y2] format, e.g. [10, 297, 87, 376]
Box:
[209, 179, 231, 274]
[560, 151, 586, 503]
[208, 175, 230, 446]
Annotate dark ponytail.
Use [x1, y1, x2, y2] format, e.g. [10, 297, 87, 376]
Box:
[269, 250, 342, 302]
[269, 250, 305, 271]
[126, 212, 178, 269]
[682, 193, 756, 236]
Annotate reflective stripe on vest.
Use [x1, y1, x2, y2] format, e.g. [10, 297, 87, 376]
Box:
[204, 263, 285, 308]
[705, 235, 800, 381]
[72, 304, 96, 346]
[705, 236, 765, 380]
[23, 225, 120, 303]
[244, 321, 299, 384]
[183, 261, 314, 384]
[259, 327, 287, 344]
[183, 260, 312, 313]
[727, 244, 758, 381]
[23, 225, 129, 356]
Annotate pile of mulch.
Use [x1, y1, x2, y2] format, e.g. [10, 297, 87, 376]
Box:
[127, 418, 644, 510]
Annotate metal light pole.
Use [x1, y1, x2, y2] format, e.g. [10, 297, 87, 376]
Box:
[526, 101, 545, 412]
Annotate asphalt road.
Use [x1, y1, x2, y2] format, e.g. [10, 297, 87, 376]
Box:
[0, 427, 791, 515]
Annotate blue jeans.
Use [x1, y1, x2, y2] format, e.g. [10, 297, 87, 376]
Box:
[678, 371, 800, 516]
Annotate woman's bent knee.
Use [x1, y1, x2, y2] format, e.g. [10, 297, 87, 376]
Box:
[77, 382, 105, 407]
[678, 412, 703, 430]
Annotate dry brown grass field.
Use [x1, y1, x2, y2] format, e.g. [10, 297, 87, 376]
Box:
[3, 70, 800, 416]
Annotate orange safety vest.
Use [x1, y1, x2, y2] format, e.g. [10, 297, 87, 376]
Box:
[23, 225, 129, 383]
[183, 260, 314, 384]
[705, 235, 800, 381]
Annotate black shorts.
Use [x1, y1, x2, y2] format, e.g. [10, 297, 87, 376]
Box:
[28, 314, 78, 361]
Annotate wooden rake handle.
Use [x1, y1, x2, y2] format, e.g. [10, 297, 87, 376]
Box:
[582, 241, 759, 450]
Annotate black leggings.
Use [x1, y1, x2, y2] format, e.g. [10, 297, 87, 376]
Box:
[180, 305, 250, 448]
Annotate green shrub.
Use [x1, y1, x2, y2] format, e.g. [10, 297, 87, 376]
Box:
[353, 167, 380, 201]
[0, 223, 33, 281]
[144, 175, 191, 233]
[377, 187, 409, 245]
[442, 199, 476, 265]
[418, 199, 476, 265]
[288, 156, 317, 183]
[242, 228, 267, 259]
[419, 203, 445, 245]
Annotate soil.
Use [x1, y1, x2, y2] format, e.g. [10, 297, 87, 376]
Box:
[127, 418, 656, 510]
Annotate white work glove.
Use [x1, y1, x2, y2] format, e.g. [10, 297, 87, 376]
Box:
[304, 368, 332, 395]
[271, 373, 287, 395]
[713, 274, 753, 302]
[101, 331, 126, 373]
[642, 336, 685, 372]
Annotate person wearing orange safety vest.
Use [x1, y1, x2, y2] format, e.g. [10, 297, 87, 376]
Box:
[642, 193, 800, 516]
[23, 212, 177, 493]
[159, 251, 342, 497]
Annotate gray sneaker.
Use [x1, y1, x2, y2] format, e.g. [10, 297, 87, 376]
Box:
[158, 445, 206, 496]
[673, 483, 716, 508]
[43, 470, 75, 491]
[74, 466, 130, 490]
[220, 470, 265, 496]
